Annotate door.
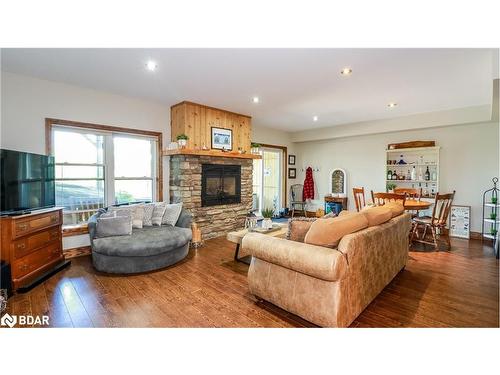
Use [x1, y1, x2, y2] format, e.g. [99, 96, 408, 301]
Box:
[252, 147, 283, 215]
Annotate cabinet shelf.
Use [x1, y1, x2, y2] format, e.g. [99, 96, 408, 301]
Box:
[386, 179, 437, 183]
[386, 163, 438, 167]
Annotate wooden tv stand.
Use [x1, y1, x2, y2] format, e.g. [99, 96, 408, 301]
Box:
[0, 207, 69, 292]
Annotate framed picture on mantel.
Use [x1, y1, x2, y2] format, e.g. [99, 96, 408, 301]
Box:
[211, 127, 232, 151]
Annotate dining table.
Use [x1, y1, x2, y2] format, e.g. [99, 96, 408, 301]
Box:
[404, 199, 432, 211]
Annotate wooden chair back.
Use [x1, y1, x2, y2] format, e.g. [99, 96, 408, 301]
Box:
[430, 191, 455, 227]
[290, 184, 304, 203]
[394, 187, 422, 200]
[371, 191, 407, 206]
[352, 187, 366, 212]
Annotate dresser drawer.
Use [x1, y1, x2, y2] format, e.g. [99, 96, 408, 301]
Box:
[12, 242, 62, 278]
[13, 211, 61, 238]
[13, 227, 60, 259]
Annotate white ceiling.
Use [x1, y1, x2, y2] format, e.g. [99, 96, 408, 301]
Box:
[1, 48, 496, 131]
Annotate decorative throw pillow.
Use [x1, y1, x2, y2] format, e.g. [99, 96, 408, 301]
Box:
[162, 203, 183, 226]
[304, 212, 369, 248]
[141, 203, 155, 226]
[338, 210, 355, 217]
[96, 212, 133, 238]
[286, 217, 317, 243]
[321, 211, 338, 219]
[109, 205, 144, 228]
[151, 202, 168, 226]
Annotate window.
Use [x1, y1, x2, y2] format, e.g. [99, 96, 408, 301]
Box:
[48, 120, 161, 225]
[113, 135, 156, 204]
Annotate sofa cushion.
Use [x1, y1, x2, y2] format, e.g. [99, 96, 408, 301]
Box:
[162, 203, 183, 226]
[92, 225, 192, 257]
[96, 213, 133, 238]
[361, 205, 393, 226]
[304, 212, 369, 248]
[151, 202, 168, 226]
[384, 201, 405, 217]
[109, 204, 145, 228]
[142, 203, 155, 226]
[286, 217, 317, 242]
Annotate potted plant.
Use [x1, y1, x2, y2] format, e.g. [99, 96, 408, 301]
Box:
[251, 142, 261, 154]
[261, 207, 274, 229]
[386, 182, 397, 193]
[490, 212, 497, 220]
[176, 134, 189, 148]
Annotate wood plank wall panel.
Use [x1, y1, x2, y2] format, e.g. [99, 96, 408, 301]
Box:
[171, 101, 252, 153]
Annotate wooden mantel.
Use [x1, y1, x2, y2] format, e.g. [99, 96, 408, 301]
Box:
[163, 148, 261, 159]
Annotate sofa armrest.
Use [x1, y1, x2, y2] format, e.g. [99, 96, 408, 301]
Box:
[175, 209, 192, 229]
[242, 233, 348, 282]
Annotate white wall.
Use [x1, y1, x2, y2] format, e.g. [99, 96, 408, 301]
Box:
[294, 121, 499, 232]
[1, 72, 171, 249]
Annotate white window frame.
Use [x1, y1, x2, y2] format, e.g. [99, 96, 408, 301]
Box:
[51, 124, 158, 223]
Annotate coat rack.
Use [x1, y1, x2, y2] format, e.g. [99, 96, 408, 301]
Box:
[301, 166, 320, 172]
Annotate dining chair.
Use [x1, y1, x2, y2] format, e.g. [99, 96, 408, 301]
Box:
[371, 191, 406, 206]
[410, 191, 455, 250]
[290, 184, 307, 217]
[353, 187, 366, 212]
[394, 187, 422, 200]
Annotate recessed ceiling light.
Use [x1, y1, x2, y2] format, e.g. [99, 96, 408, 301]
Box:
[145, 60, 157, 71]
[387, 102, 398, 108]
[252, 96, 260, 103]
[340, 67, 352, 76]
[313, 115, 318, 122]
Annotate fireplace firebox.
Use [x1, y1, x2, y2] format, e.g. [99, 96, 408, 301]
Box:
[201, 164, 241, 207]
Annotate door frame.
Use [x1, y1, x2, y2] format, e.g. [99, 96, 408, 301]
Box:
[255, 143, 288, 208]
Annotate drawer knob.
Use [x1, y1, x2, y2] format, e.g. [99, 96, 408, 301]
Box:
[21, 264, 28, 271]
[17, 223, 28, 230]
[51, 216, 58, 222]
[17, 243, 26, 249]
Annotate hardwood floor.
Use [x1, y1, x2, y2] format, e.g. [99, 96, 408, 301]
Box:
[3, 236, 498, 328]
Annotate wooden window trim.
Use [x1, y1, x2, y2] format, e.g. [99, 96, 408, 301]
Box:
[45, 118, 163, 203]
[62, 224, 89, 237]
[256, 143, 288, 207]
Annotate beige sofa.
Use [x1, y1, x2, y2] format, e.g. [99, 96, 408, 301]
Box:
[242, 213, 411, 327]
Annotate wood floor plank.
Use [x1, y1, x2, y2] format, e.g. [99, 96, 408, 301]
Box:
[3, 236, 498, 328]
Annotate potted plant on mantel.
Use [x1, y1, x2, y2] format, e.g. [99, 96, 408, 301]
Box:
[251, 142, 261, 155]
[386, 182, 397, 193]
[176, 134, 189, 148]
[261, 207, 274, 230]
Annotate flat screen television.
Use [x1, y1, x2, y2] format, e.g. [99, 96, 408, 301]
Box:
[0, 149, 55, 215]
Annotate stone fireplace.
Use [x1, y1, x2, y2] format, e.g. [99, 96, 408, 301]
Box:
[169, 155, 252, 239]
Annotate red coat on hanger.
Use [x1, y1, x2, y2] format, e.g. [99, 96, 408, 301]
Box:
[303, 167, 315, 200]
